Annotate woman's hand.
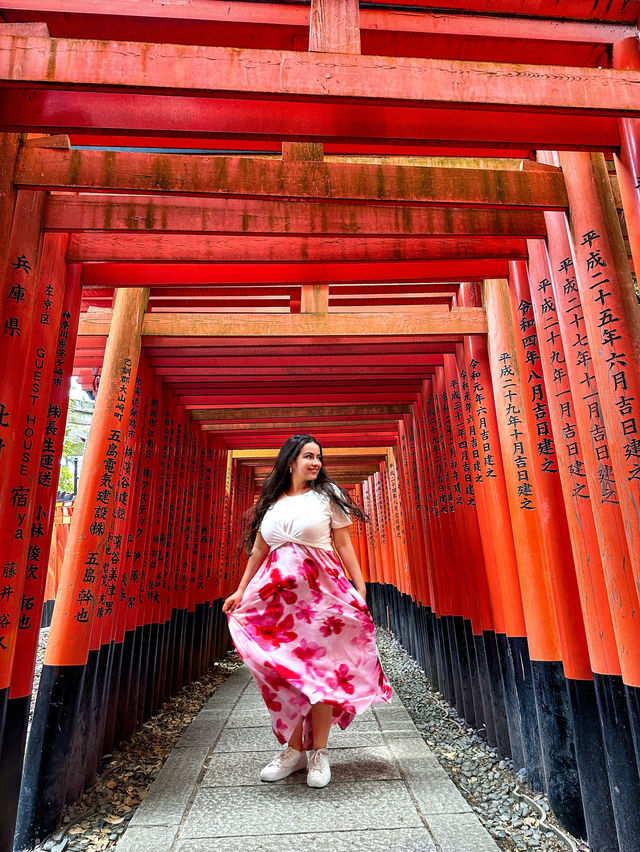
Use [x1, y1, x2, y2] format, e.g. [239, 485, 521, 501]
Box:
[223, 589, 243, 615]
[354, 581, 367, 602]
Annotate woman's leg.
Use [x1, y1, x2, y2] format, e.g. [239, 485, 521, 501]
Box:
[288, 716, 304, 750]
[310, 701, 333, 750]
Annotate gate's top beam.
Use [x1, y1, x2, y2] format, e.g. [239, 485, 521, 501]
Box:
[1, 35, 639, 115]
[0, 1, 636, 45]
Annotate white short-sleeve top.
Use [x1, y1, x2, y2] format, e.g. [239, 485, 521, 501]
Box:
[259, 487, 351, 552]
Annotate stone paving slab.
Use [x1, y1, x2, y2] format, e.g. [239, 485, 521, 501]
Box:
[181, 779, 423, 838]
[201, 744, 401, 787]
[174, 827, 437, 852]
[116, 665, 499, 852]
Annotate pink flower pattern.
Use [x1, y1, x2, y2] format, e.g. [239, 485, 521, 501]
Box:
[228, 542, 392, 749]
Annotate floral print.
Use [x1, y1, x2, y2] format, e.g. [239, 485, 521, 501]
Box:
[228, 542, 392, 749]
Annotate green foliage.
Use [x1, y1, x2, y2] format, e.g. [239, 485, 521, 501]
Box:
[58, 463, 74, 494]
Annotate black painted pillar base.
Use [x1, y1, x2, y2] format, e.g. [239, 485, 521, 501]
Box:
[0, 687, 8, 758]
[566, 678, 618, 852]
[82, 643, 114, 790]
[137, 622, 152, 727]
[530, 661, 585, 838]
[453, 616, 476, 726]
[40, 600, 54, 628]
[496, 633, 525, 769]
[115, 629, 137, 743]
[62, 650, 98, 803]
[594, 674, 640, 852]
[0, 695, 29, 852]
[473, 633, 497, 747]
[507, 637, 544, 791]
[102, 639, 124, 756]
[144, 621, 159, 720]
[15, 664, 85, 850]
[624, 683, 640, 778]
[184, 608, 196, 686]
[482, 631, 511, 757]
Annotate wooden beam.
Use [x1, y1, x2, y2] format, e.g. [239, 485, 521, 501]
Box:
[44, 194, 548, 237]
[1, 1, 634, 43]
[18, 149, 568, 209]
[66, 233, 527, 263]
[201, 418, 401, 432]
[78, 308, 487, 337]
[231, 446, 390, 458]
[78, 258, 510, 287]
[1, 35, 638, 114]
[190, 404, 412, 421]
[1, 88, 618, 150]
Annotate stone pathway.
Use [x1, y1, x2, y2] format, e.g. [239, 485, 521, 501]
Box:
[115, 665, 500, 851]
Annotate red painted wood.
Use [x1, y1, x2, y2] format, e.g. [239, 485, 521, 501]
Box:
[0, 88, 621, 152]
[78, 259, 511, 287]
[0, 234, 67, 689]
[45, 288, 148, 666]
[1, 35, 637, 114]
[542, 200, 640, 686]
[45, 194, 548, 238]
[2, 1, 633, 45]
[9, 264, 82, 698]
[17, 149, 569, 209]
[526, 239, 620, 679]
[508, 260, 591, 679]
[67, 233, 527, 264]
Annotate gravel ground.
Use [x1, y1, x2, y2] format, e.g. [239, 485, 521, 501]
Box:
[375, 628, 589, 852]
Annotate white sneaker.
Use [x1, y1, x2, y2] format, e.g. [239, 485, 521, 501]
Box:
[307, 748, 331, 788]
[259, 746, 307, 782]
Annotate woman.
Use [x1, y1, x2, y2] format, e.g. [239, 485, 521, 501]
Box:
[223, 434, 391, 789]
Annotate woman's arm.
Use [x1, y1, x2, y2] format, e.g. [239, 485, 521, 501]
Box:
[222, 532, 270, 614]
[332, 526, 367, 602]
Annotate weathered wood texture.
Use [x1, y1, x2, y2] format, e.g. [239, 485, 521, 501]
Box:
[44, 194, 548, 237]
[66, 233, 527, 262]
[1, 1, 634, 42]
[78, 308, 487, 337]
[16, 149, 569, 208]
[1, 35, 639, 114]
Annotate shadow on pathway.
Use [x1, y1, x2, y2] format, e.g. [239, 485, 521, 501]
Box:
[115, 665, 500, 851]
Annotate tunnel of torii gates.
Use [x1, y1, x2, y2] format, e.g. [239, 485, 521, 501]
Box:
[2, 0, 640, 850]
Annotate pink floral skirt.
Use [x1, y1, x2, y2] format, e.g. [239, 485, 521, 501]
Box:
[227, 542, 392, 748]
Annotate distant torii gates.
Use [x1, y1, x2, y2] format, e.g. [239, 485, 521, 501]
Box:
[1, 2, 640, 851]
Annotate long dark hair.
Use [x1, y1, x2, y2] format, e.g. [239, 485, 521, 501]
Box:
[240, 434, 368, 553]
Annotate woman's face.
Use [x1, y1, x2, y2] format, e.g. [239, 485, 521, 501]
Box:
[291, 442, 322, 482]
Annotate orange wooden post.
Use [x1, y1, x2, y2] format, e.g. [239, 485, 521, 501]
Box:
[507, 259, 599, 835]
[113, 360, 155, 742]
[421, 387, 458, 705]
[459, 282, 528, 769]
[18, 287, 148, 848]
[613, 38, 640, 282]
[0, 230, 65, 768]
[443, 351, 498, 745]
[508, 261, 592, 679]
[0, 251, 80, 851]
[540, 192, 640, 847]
[526, 238, 623, 847]
[433, 366, 477, 723]
[0, 191, 46, 509]
[0, 134, 21, 276]
[486, 275, 581, 812]
[558, 151, 640, 607]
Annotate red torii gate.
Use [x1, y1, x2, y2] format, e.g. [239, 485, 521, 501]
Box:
[0, 2, 640, 851]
